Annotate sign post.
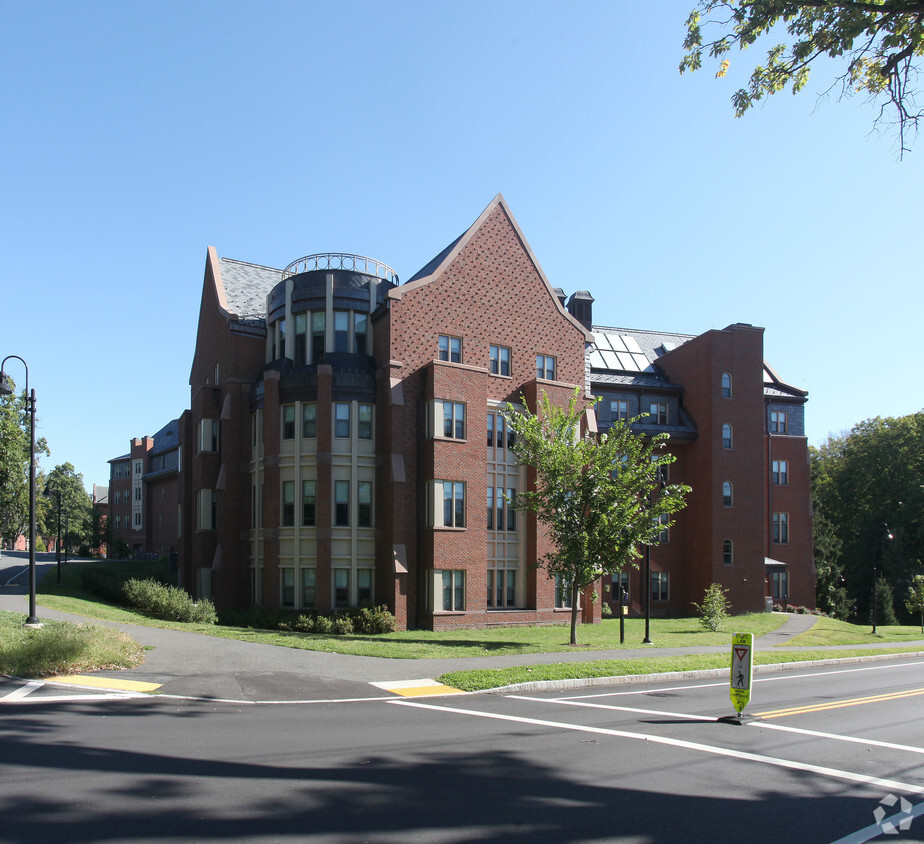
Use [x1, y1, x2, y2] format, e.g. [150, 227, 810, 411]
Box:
[729, 632, 753, 718]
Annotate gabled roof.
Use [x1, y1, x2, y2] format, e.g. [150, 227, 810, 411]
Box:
[397, 193, 592, 341]
[214, 255, 280, 325]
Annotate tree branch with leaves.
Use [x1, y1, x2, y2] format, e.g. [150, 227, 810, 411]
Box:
[680, 1, 924, 155]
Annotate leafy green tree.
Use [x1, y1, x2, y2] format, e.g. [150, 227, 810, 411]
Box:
[504, 388, 690, 645]
[680, 2, 924, 153]
[873, 575, 898, 627]
[906, 573, 924, 633]
[0, 378, 48, 548]
[41, 464, 92, 555]
[692, 583, 731, 632]
[811, 412, 923, 624]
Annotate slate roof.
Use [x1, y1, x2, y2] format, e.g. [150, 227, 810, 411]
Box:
[588, 325, 693, 389]
[217, 257, 281, 325]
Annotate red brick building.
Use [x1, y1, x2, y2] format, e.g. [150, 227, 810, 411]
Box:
[110, 194, 813, 627]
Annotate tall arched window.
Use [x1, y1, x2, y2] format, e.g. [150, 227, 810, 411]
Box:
[721, 372, 732, 398]
[722, 424, 733, 449]
[723, 539, 733, 566]
[722, 481, 733, 507]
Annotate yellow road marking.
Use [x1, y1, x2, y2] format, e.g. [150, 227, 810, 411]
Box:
[371, 679, 465, 698]
[756, 687, 924, 719]
[46, 675, 162, 693]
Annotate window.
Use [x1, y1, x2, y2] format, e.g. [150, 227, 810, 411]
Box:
[301, 568, 316, 609]
[311, 312, 325, 363]
[281, 569, 295, 608]
[443, 481, 465, 528]
[649, 403, 668, 425]
[334, 310, 349, 353]
[654, 513, 670, 543]
[773, 512, 789, 544]
[555, 575, 573, 608]
[333, 569, 349, 609]
[652, 455, 670, 483]
[772, 459, 789, 485]
[770, 570, 789, 600]
[430, 481, 465, 528]
[358, 481, 373, 527]
[199, 419, 219, 453]
[722, 424, 733, 449]
[302, 480, 316, 526]
[488, 486, 516, 531]
[294, 313, 307, 363]
[358, 569, 374, 608]
[441, 570, 465, 611]
[438, 334, 461, 363]
[282, 481, 295, 527]
[335, 403, 351, 438]
[197, 489, 217, 530]
[358, 404, 373, 440]
[536, 354, 556, 380]
[721, 372, 732, 398]
[722, 481, 733, 507]
[282, 405, 296, 440]
[335, 481, 350, 526]
[277, 318, 286, 360]
[354, 313, 368, 354]
[487, 569, 517, 608]
[302, 403, 317, 438]
[443, 401, 465, 439]
[490, 344, 510, 376]
[770, 410, 788, 434]
[611, 400, 629, 421]
[487, 412, 515, 450]
[651, 571, 669, 601]
[723, 539, 733, 566]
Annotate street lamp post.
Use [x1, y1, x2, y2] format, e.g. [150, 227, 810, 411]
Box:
[871, 522, 894, 635]
[0, 355, 39, 625]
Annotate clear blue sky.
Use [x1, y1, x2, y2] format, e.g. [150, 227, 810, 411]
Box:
[2, 1, 921, 493]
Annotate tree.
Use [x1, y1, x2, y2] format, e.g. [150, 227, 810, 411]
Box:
[810, 411, 923, 623]
[906, 574, 924, 632]
[41, 464, 92, 555]
[504, 388, 690, 645]
[680, 2, 924, 154]
[0, 378, 48, 548]
[692, 583, 732, 631]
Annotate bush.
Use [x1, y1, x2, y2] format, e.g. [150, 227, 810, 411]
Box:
[74, 560, 174, 605]
[692, 583, 731, 632]
[353, 605, 396, 634]
[122, 578, 217, 624]
[331, 614, 354, 635]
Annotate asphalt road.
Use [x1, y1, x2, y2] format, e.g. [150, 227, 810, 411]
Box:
[2, 657, 923, 842]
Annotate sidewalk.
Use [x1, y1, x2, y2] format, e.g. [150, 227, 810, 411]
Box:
[4, 562, 924, 702]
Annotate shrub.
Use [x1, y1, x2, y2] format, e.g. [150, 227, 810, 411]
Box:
[692, 583, 731, 632]
[122, 578, 217, 624]
[353, 605, 396, 634]
[331, 614, 354, 635]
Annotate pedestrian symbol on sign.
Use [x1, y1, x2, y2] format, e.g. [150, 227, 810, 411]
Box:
[729, 633, 753, 714]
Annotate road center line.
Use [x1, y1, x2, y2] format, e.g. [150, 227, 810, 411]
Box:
[389, 698, 924, 796]
[511, 695, 924, 755]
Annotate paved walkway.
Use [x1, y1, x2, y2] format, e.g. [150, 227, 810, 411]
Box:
[3, 559, 923, 702]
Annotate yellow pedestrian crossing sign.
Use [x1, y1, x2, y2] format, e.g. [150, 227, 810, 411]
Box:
[729, 632, 753, 714]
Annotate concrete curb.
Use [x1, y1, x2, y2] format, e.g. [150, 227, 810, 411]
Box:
[470, 650, 924, 696]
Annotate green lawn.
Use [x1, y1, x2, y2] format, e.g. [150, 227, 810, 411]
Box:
[37, 563, 788, 658]
[437, 647, 924, 691]
[782, 616, 924, 647]
[0, 608, 144, 678]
